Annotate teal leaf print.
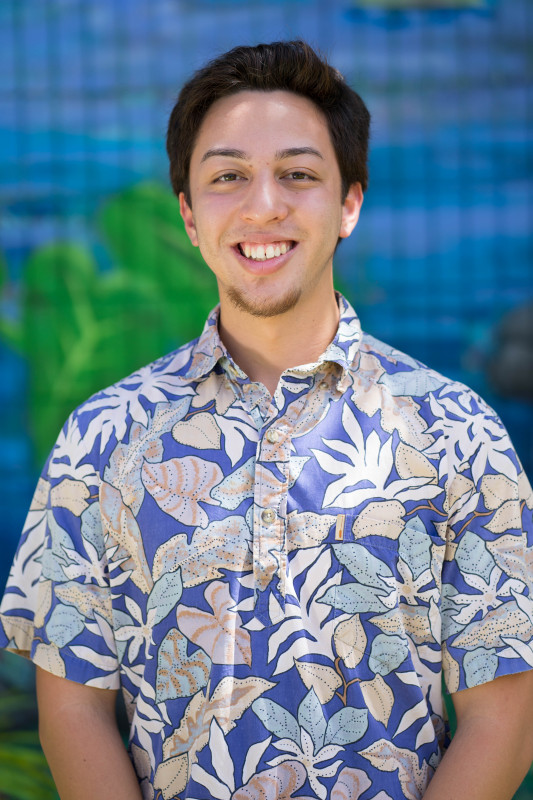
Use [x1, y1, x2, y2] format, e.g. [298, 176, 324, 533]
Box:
[156, 628, 211, 702]
[325, 706, 368, 746]
[399, 519, 432, 580]
[80, 502, 105, 559]
[147, 568, 183, 625]
[252, 698, 300, 744]
[333, 543, 394, 589]
[46, 603, 85, 647]
[455, 532, 495, 582]
[369, 634, 409, 675]
[377, 369, 445, 397]
[463, 647, 498, 688]
[298, 688, 327, 753]
[319, 583, 390, 614]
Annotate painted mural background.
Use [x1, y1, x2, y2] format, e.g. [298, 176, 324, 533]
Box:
[0, 0, 532, 797]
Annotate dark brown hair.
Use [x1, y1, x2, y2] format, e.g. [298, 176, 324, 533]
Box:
[167, 40, 370, 204]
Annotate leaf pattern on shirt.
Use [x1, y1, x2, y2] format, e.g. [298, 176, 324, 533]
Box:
[176, 581, 252, 667]
[1, 295, 532, 799]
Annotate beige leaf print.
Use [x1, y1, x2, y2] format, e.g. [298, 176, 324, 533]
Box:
[211, 458, 255, 511]
[448, 473, 476, 512]
[1, 615, 34, 654]
[50, 478, 90, 516]
[484, 499, 522, 534]
[370, 605, 433, 646]
[395, 443, 437, 481]
[172, 412, 222, 450]
[233, 761, 307, 800]
[442, 642, 460, 694]
[100, 481, 153, 593]
[130, 742, 151, 780]
[360, 738, 432, 800]
[55, 582, 113, 624]
[287, 511, 337, 550]
[34, 579, 53, 628]
[154, 753, 189, 800]
[30, 477, 51, 511]
[163, 676, 275, 760]
[142, 456, 222, 528]
[360, 675, 394, 726]
[518, 470, 533, 509]
[152, 516, 252, 587]
[294, 659, 342, 704]
[190, 370, 235, 415]
[176, 581, 252, 666]
[480, 473, 517, 510]
[34, 642, 66, 678]
[330, 766, 372, 800]
[453, 604, 532, 650]
[334, 615, 367, 668]
[487, 533, 529, 584]
[352, 501, 405, 539]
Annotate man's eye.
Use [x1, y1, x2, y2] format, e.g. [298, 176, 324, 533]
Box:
[215, 173, 239, 183]
[288, 172, 314, 181]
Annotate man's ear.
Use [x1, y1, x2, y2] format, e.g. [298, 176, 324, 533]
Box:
[339, 182, 364, 239]
[179, 192, 199, 247]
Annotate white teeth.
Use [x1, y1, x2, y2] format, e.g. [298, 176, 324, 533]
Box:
[240, 241, 292, 261]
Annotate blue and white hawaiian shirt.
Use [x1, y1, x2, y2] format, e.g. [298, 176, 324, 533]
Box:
[1, 294, 533, 800]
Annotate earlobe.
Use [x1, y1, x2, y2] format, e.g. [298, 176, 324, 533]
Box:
[339, 182, 364, 239]
[179, 192, 199, 247]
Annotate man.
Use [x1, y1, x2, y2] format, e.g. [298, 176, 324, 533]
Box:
[1, 40, 532, 800]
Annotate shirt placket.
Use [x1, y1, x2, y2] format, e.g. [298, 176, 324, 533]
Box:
[253, 422, 291, 624]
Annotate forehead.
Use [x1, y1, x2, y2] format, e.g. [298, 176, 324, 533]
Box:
[191, 89, 334, 161]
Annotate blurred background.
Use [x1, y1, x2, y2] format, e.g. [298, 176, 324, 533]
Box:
[0, 0, 532, 797]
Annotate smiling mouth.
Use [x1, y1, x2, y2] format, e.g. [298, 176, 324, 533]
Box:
[237, 241, 296, 261]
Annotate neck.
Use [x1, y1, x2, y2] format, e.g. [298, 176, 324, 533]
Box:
[218, 290, 340, 396]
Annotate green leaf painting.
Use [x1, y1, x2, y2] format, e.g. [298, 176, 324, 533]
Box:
[0, 182, 218, 463]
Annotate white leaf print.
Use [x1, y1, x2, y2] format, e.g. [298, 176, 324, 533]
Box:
[500, 637, 533, 667]
[241, 736, 272, 785]
[313, 404, 441, 509]
[415, 718, 437, 750]
[215, 410, 259, 466]
[69, 645, 119, 673]
[190, 764, 231, 800]
[393, 698, 428, 738]
[268, 548, 341, 674]
[209, 718, 235, 793]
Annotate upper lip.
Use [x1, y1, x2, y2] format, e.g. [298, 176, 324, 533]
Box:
[230, 235, 298, 246]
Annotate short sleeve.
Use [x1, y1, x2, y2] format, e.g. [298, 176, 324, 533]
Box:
[0, 414, 119, 689]
[441, 401, 533, 693]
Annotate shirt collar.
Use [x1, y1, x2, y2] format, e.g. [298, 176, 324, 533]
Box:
[184, 292, 362, 382]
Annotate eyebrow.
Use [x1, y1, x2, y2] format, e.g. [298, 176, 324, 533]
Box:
[200, 146, 324, 163]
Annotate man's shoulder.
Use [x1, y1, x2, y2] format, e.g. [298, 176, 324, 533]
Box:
[358, 330, 499, 423]
[64, 337, 201, 455]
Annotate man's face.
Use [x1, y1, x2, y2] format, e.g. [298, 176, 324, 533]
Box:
[179, 89, 362, 319]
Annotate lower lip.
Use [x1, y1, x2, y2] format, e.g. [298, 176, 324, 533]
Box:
[232, 245, 296, 275]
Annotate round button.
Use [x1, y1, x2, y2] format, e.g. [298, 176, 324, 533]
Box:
[266, 429, 280, 444]
[319, 381, 329, 389]
[261, 509, 276, 524]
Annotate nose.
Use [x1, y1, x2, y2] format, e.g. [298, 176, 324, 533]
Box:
[239, 174, 288, 224]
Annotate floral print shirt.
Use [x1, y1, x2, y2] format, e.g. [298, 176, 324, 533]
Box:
[1, 295, 533, 800]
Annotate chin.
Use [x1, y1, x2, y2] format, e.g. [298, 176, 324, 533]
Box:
[227, 286, 302, 318]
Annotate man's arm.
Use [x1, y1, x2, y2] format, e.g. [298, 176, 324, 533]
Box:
[36, 666, 143, 800]
[423, 670, 533, 799]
